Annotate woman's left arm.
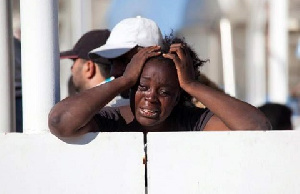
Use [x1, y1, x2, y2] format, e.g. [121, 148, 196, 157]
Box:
[163, 43, 271, 131]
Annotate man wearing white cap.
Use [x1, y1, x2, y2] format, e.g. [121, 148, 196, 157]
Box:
[60, 29, 128, 107]
[89, 16, 163, 82]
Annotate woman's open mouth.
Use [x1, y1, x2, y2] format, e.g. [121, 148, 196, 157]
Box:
[139, 107, 160, 118]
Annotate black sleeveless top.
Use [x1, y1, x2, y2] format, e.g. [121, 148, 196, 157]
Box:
[93, 106, 213, 132]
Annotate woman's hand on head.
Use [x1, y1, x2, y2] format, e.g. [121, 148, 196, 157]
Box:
[163, 43, 196, 88]
[122, 46, 161, 86]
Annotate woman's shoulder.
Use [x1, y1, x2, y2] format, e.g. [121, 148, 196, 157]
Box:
[93, 106, 129, 132]
[98, 106, 121, 118]
[97, 105, 134, 124]
[172, 105, 214, 131]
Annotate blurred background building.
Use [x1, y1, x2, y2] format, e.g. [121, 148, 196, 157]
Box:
[8, 0, 300, 129]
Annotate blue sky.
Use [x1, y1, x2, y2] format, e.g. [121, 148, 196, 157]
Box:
[106, 0, 188, 36]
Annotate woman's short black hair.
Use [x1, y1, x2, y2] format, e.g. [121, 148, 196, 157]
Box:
[162, 32, 207, 78]
[161, 32, 208, 107]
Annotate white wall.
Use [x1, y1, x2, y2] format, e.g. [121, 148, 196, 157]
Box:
[147, 131, 300, 194]
[1, 131, 300, 194]
[0, 132, 145, 194]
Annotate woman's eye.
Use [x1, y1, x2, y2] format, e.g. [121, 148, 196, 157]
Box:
[138, 85, 147, 91]
[160, 90, 171, 96]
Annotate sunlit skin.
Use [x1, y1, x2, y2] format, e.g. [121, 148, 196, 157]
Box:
[132, 58, 181, 132]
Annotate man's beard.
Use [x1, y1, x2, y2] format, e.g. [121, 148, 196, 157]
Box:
[68, 76, 79, 96]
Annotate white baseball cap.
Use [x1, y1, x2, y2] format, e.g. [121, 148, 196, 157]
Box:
[89, 16, 163, 59]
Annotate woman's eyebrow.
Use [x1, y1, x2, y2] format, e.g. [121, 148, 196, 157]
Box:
[140, 76, 151, 81]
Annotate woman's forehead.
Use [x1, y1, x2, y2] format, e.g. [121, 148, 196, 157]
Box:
[141, 58, 178, 84]
[143, 58, 174, 73]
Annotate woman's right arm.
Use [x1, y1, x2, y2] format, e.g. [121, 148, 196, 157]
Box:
[48, 76, 132, 137]
[48, 46, 161, 137]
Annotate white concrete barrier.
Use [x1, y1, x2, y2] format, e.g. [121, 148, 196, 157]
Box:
[147, 131, 300, 194]
[0, 132, 145, 194]
[2, 131, 300, 194]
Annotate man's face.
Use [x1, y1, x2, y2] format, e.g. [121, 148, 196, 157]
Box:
[110, 55, 129, 79]
[70, 58, 86, 92]
[110, 47, 139, 78]
[110, 47, 140, 98]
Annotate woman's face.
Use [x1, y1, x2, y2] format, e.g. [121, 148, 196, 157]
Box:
[133, 58, 180, 131]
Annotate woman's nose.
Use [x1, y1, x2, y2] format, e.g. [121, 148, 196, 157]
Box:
[145, 90, 158, 103]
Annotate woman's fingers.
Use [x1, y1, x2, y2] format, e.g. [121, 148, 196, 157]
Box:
[133, 46, 161, 63]
[140, 45, 161, 55]
[165, 43, 196, 87]
[169, 43, 187, 60]
[163, 53, 181, 65]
